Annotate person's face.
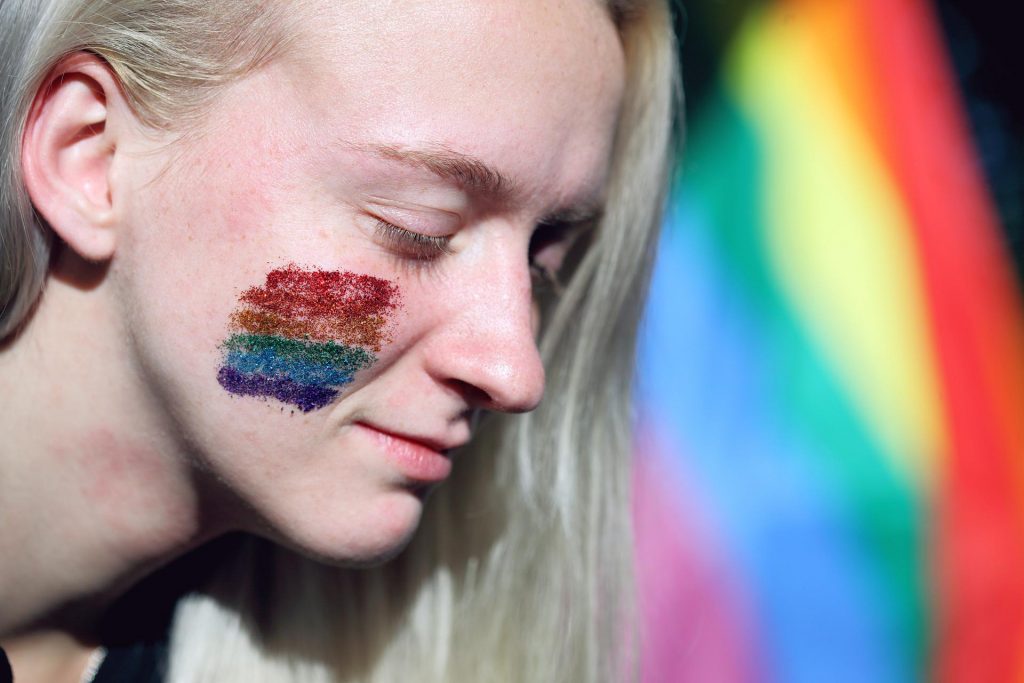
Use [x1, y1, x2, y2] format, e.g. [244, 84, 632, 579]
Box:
[114, 0, 625, 563]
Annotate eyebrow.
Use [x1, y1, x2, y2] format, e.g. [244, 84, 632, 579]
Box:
[350, 142, 606, 225]
[355, 143, 518, 202]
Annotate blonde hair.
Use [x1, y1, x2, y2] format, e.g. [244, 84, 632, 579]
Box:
[0, 0, 679, 680]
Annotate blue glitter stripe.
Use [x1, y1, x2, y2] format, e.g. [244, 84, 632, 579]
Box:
[224, 348, 359, 388]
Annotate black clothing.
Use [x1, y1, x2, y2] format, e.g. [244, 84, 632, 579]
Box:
[91, 636, 168, 683]
[0, 645, 12, 683]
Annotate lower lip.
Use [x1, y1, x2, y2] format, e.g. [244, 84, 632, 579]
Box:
[358, 424, 452, 483]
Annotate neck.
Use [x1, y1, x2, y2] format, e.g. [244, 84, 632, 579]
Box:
[0, 253, 222, 640]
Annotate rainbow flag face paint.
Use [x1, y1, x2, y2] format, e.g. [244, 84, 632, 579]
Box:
[217, 265, 400, 412]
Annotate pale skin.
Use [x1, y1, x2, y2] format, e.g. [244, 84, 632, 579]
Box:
[0, 0, 626, 680]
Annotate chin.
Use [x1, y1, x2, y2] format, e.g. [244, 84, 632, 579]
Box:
[268, 487, 427, 568]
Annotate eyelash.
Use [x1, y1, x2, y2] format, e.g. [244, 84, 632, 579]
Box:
[372, 216, 576, 290]
[373, 219, 453, 261]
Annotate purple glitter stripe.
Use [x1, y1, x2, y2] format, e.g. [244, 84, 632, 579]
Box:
[217, 365, 338, 413]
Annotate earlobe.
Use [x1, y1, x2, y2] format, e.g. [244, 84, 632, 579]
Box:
[21, 53, 127, 262]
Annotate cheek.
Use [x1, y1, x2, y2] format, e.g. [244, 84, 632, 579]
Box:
[116, 137, 281, 344]
[134, 104, 303, 264]
[214, 264, 403, 413]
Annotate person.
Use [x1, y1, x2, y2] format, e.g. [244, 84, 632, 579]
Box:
[0, 0, 678, 680]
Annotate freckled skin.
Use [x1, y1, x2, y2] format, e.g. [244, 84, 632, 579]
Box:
[104, 0, 626, 562]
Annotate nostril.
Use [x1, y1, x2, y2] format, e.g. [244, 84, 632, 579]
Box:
[447, 379, 493, 408]
[443, 361, 544, 414]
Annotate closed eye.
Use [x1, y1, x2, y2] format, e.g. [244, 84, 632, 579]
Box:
[373, 215, 591, 287]
[373, 219, 453, 260]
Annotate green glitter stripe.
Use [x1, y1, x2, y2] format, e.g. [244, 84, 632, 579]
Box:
[687, 86, 926, 672]
[221, 333, 374, 369]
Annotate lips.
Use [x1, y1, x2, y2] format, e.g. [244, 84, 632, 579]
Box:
[356, 422, 458, 483]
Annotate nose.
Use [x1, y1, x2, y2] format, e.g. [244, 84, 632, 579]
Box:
[424, 247, 546, 414]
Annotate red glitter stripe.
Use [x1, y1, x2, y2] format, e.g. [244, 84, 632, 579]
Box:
[240, 264, 400, 321]
[232, 265, 401, 352]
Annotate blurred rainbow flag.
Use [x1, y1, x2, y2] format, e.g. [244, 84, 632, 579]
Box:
[633, 0, 1024, 681]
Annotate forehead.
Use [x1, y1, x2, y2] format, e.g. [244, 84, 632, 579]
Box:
[276, 0, 626, 207]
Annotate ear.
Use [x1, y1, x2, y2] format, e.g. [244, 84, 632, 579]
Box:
[21, 53, 131, 262]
